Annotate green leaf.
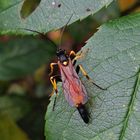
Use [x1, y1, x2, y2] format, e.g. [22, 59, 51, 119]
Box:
[0, 0, 113, 34]
[45, 13, 140, 140]
[0, 95, 31, 121]
[0, 36, 56, 80]
[20, 0, 41, 19]
[0, 113, 29, 140]
[0, 0, 20, 12]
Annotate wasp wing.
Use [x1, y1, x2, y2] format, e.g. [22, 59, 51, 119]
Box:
[59, 59, 88, 107]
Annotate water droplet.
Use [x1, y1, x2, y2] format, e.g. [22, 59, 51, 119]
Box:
[52, 1, 56, 6]
[123, 104, 126, 107]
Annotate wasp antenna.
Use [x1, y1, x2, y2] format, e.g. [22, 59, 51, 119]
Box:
[18, 28, 45, 36]
[18, 28, 58, 48]
[77, 103, 89, 124]
[59, 14, 74, 48]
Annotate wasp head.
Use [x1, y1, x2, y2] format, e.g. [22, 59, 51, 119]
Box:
[56, 49, 69, 66]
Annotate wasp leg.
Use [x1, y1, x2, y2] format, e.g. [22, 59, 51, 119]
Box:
[69, 50, 83, 61]
[69, 50, 76, 61]
[76, 65, 107, 90]
[69, 50, 83, 66]
[50, 76, 58, 96]
[50, 75, 62, 111]
[69, 50, 76, 57]
[49, 63, 58, 76]
[72, 60, 77, 66]
[69, 51, 78, 66]
[76, 64, 80, 74]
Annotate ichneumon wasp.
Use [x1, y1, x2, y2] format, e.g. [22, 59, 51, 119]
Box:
[49, 48, 106, 123]
[21, 15, 106, 124]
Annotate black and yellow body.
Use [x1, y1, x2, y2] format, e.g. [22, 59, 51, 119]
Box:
[56, 49, 89, 123]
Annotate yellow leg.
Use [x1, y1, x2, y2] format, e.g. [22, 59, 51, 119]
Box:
[69, 50, 76, 56]
[50, 75, 59, 111]
[74, 52, 83, 60]
[70, 49, 89, 62]
[49, 74, 61, 96]
[69, 50, 83, 60]
[50, 76, 58, 94]
[78, 65, 90, 79]
[77, 65, 107, 90]
[49, 88, 55, 97]
[49, 63, 58, 76]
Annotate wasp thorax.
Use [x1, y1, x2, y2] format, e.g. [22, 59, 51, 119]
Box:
[56, 49, 69, 66]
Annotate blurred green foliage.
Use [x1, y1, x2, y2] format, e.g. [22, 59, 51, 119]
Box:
[0, 0, 140, 140]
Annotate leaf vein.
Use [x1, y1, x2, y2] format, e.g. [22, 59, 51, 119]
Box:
[119, 68, 140, 140]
